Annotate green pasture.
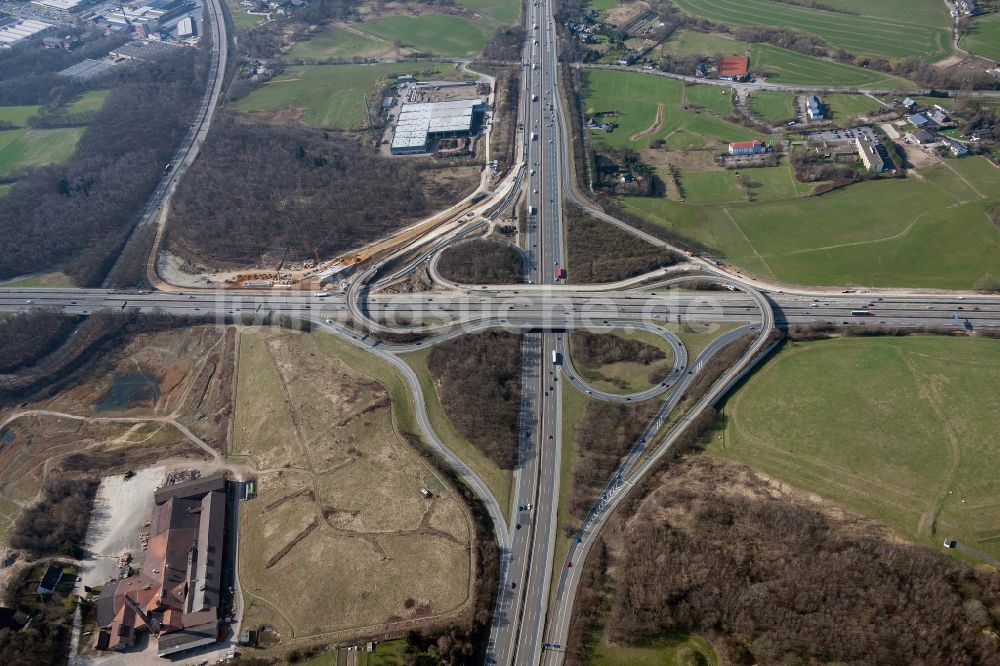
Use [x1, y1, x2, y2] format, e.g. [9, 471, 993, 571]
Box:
[589, 631, 719, 666]
[0, 105, 40, 128]
[751, 43, 914, 88]
[0, 127, 84, 178]
[235, 62, 462, 129]
[961, 12, 1000, 63]
[712, 336, 1000, 561]
[685, 84, 733, 116]
[679, 165, 813, 204]
[671, 0, 952, 61]
[457, 0, 521, 25]
[65, 89, 109, 115]
[356, 14, 495, 57]
[624, 156, 1000, 288]
[584, 70, 755, 149]
[662, 29, 915, 87]
[748, 90, 795, 124]
[285, 27, 390, 60]
[823, 93, 886, 122]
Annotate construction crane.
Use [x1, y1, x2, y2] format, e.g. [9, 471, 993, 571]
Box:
[117, 1, 133, 28]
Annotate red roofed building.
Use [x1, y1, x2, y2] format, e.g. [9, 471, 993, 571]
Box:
[94, 473, 228, 657]
[718, 55, 749, 81]
[728, 140, 769, 155]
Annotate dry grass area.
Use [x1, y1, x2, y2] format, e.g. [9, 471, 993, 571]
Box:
[39, 326, 236, 454]
[235, 330, 473, 643]
[0, 326, 235, 543]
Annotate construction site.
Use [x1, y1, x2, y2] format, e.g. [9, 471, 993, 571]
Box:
[384, 79, 492, 156]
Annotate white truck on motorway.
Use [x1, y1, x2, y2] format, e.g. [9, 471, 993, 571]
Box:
[531, 132, 538, 141]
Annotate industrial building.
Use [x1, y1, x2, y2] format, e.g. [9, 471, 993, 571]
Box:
[390, 99, 484, 155]
[0, 17, 53, 48]
[94, 474, 229, 657]
[100, 0, 196, 33]
[31, 0, 90, 11]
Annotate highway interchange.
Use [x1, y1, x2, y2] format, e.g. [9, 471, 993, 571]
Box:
[3, 0, 1000, 663]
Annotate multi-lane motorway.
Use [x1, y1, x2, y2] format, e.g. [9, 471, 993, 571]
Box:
[4, 0, 1000, 663]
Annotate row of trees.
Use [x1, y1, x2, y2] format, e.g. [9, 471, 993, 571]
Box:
[426, 331, 523, 469]
[167, 119, 479, 268]
[0, 47, 209, 284]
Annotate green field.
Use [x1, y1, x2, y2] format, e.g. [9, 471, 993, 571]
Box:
[357, 14, 495, 57]
[961, 12, 1000, 62]
[822, 93, 886, 122]
[625, 156, 1000, 288]
[225, 0, 265, 30]
[679, 165, 814, 204]
[750, 43, 914, 88]
[0, 105, 40, 128]
[589, 631, 719, 666]
[588, 0, 620, 10]
[236, 62, 463, 129]
[65, 89, 109, 115]
[662, 29, 914, 87]
[671, 0, 952, 61]
[0, 127, 84, 178]
[748, 90, 795, 124]
[712, 336, 1000, 561]
[285, 27, 390, 60]
[457, 0, 521, 25]
[685, 84, 733, 116]
[0, 183, 10, 198]
[585, 70, 756, 149]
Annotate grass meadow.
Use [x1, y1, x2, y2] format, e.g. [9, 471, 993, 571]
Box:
[670, 0, 952, 61]
[712, 336, 1000, 561]
[235, 62, 464, 129]
[624, 156, 1000, 288]
[662, 29, 915, 87]
[584, 70, 756, 150]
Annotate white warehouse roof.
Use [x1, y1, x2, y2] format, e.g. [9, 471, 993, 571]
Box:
[391, 99, 482, 152]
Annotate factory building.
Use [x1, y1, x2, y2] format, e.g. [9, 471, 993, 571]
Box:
[0, 17, 54, 48]
[390, 99, 484, 155]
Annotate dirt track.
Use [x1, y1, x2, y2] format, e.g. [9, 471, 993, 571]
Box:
[630, 103, 664, 141]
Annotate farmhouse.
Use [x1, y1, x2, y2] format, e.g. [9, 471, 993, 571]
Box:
[908, 113, 932, 127]
[942, 137, 968, 156]
[93, 474, 229, 657]
[718, 55, 749, 82]
[806, 95, 825, 121]
[728, 140, 769, 156]
[911, 129, 938, 144]
[855, 137, 886, 173]
[927, 109, 949, 125]
[390, 99, 484, 155]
